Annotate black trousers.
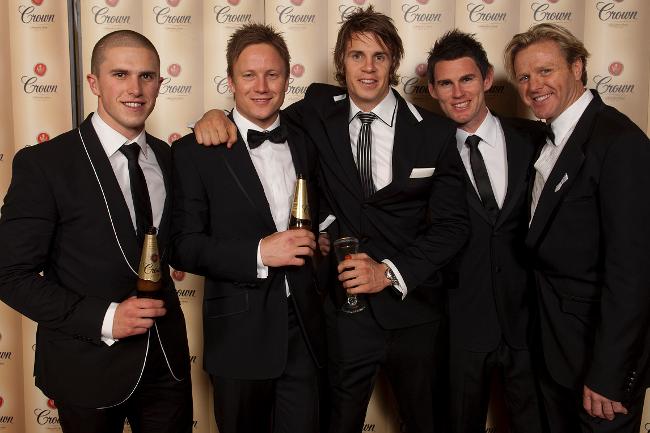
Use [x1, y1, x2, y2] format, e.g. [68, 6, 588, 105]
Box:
[538, 363, 645, 433]
[57, 327, 193, 433]
[210, 300, 319, 433]
[325, 298, 448, 433]
[448, 340, 546, 433]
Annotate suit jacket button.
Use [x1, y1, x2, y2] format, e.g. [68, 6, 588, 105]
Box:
[495, 266, 502, 273]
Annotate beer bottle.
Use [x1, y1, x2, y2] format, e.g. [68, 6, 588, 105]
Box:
[137, 226, 162, 298]
[288, 174, 311, 230]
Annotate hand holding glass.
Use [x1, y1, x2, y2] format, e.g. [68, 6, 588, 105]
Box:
[333, 237, 366, 314]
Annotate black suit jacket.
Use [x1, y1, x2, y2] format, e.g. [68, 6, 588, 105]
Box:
[447, 117, 539, 352]
[170, 112, 325, 380]
[0, 115, 190, 408]
[526, 91, 650, 402]
[286, 84, 469, 329]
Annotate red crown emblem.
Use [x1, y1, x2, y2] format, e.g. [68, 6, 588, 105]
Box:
[47, 399, 57, 410]
[168, 132, 181, 144]
[32, 0, 44, 5]
[167, 63, 181, 78]
[353, 0, 366, 5]
[416, 0, 429, 4]
[167, 0, 180, 6]
[105, 0, 119, 6]
[227, 0, 240, 4]
[483, 0, 494, 3]
[0, 396, 4, 408]
[172, 270, 185, 281]
[37, 132, 50, 143]
[291, 0, 304, 5]
[291, 64, 305, 78]
[34, 63, 47, 77]
[415, 63, 427, 78]
[608, 62, 623, 76]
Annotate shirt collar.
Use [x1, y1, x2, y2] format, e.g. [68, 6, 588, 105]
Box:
[547, 89, 593, 147]
[348, 88, 397, 127]
[455, 109, 498, 150]
[232, 108, 281, 149]
[91, 112, 148, 158]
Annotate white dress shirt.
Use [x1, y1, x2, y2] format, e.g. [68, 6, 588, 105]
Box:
[91, 112, 166, 345]
[530, 89, 593, 220]
[232, 109, 296, 297]
[455, 110, 508, 209]
[347, 90, 408, 298]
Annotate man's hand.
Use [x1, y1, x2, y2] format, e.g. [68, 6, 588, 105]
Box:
[337, 253, 390, 294]
[194, 109, 238, 148]
[113, 296, 166, 339]
[318, 232, 330, 256]
[583, 385, 628, 420]
[261, 229, 316, 267]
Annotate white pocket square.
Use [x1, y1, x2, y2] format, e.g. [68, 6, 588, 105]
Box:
[555, 173, 568, 192]
[409, 167, 435, 178]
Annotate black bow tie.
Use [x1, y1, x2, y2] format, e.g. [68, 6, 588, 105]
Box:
[247, 125, 288, 149]
[542, 122, 555, 145]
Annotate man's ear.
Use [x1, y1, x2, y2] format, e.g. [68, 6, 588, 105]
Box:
[87, 73, 100, 97]
[483, 66, 494, 92]
[428, 82, 439, 100]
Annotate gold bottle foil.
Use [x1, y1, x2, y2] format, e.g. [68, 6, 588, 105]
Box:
[138, 230, 161, 283]
[290, 175, 311, 223]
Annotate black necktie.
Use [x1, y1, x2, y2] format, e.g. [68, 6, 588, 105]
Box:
[465, 135, 499, 223]
[542, 122, 555, 145]
[119, 143, 153, 243]
[356, 112, 377, 198]
[247, 125, 288, 149]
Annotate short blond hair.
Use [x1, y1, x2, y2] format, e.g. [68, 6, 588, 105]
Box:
[504, 23, 589, 85]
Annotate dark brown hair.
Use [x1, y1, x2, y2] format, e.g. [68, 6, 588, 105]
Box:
[427, 29, 492, 84]
[91, 30, 159, 75]
[333, 6, 404, 87]
[227, 23, 290, 78]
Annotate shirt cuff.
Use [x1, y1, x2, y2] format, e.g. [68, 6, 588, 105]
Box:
[257, 239, 269, 279]
[101, 302, 119, 346]
[382, 259, 407, 300]
[319, 214, 336, 232]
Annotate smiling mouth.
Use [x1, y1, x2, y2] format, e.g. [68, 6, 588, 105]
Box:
[123, 102, 144, 108]
[452, 101, 470, 109]
[359, 79, 377, 86]
[532, 93, 551, 103]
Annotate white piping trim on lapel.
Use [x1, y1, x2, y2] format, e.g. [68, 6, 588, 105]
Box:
[406, 101, 423, 123]
[333, 94, 347, 102]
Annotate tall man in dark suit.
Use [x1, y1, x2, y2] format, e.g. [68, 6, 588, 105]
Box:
[426, 30, 545, 433]
[504, 23, 650, 433]
[0, 30, 192, 433]
[170, 24, 324, 433]
[193, 7, 469, 433]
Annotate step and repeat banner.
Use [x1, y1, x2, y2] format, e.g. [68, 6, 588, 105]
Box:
[0, 1, 649, 433]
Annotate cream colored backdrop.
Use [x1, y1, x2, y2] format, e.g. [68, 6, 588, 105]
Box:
[0, 1, 649, 433]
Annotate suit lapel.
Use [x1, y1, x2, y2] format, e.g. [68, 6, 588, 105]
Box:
[526, 95, 602, 248]
[78, 116, 139, 270]
[372, 91, 420, 201]
[464, 168, 493, 226]
[495, 120, 531, 228]
[282, 111, 302, 178]
[147, 135, 171, 252]
[323, 95, 363, 199]
[222, 120, 276, 232]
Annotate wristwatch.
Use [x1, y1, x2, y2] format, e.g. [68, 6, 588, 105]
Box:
[384, 265, 399, 288]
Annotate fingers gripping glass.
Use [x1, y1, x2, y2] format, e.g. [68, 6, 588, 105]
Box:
[333, 237, 366, 314]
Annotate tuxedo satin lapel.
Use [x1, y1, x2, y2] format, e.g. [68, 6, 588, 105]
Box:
[147, 135, 171, 252]
[79, 116, 139, 269]
[282, 111, 302, 178]
[222, 132, 276, 232]
[496, 122, 530, 228]
[372, 92, 419, 201]
[323, 97, 363, 198]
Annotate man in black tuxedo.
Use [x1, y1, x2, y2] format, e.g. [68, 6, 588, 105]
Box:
[426, 30, 546, 433]
[0, 31, 191, 433]
[170, 24, 324, 433]
[504, 23, 650, 433]
[193, 7, 469, 433]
